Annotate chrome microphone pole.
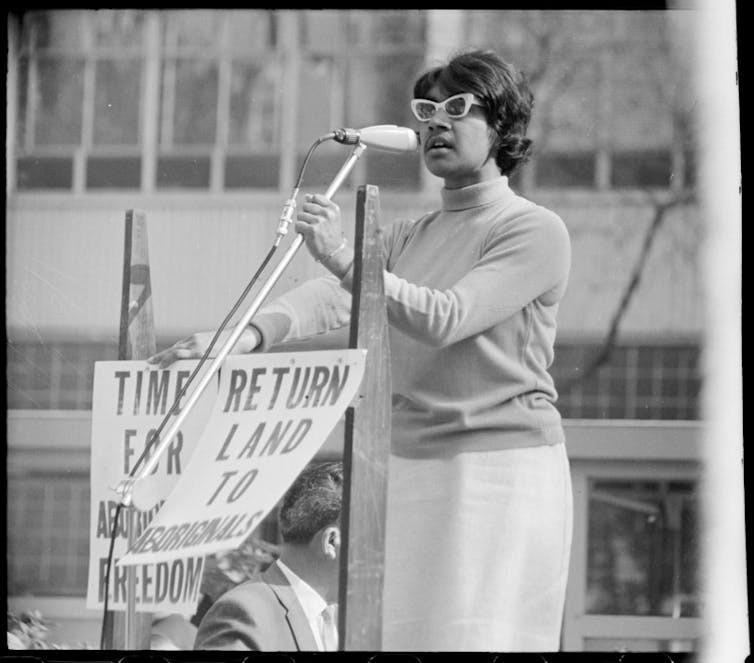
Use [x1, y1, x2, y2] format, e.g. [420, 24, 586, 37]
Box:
[115, 141, 367, 509]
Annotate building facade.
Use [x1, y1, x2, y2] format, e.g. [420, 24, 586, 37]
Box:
[6, 9, 703, 651]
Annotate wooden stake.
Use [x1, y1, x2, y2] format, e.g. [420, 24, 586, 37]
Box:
[102, 209, 155, 649]
[339, 185, 392, 650]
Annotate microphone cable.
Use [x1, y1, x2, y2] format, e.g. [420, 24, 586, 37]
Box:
[98, 132, 335, 649]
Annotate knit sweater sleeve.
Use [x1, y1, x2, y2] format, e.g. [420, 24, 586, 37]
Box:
[250, 274, 352, 351]
[251, 206, 570, 351]
[249, 219, 403, 350]
[383, 206, 571, 347]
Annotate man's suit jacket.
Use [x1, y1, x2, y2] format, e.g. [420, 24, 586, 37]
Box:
[194, 561, 320, 651]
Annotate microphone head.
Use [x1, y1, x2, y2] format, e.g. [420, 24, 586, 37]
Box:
[357, 125, 419, 153]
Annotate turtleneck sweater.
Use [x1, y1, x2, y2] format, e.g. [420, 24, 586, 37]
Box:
[251, 176, 571, 457]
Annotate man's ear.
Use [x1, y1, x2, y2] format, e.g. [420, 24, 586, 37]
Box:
[320, 525, 341, 560]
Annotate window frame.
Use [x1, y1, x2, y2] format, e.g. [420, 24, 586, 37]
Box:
[562, 419, 703, 652]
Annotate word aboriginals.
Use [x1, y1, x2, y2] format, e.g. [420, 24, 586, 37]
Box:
[129, 510, 263, 555]
[222, 364, 351, 413]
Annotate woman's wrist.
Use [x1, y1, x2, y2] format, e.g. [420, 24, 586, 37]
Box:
[318, 238, 348, 265]
[320, 239, 354, 280]
[234, 326, 260, 354]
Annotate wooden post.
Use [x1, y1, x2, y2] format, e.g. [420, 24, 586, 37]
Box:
[338, 185, 392, 650]
[102, 209, 156, 649]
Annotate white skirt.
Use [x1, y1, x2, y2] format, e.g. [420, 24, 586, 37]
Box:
[381, 443, 573, 652]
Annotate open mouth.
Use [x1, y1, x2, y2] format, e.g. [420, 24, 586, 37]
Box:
[426, 136, 452, 152]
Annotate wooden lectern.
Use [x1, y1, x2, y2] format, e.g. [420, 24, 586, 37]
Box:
[104, 185, 392, 650]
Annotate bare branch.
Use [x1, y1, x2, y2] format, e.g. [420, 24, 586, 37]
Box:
[558, 189, 695, 393]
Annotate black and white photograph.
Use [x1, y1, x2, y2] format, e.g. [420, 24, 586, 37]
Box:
[5, 7, 743, 660]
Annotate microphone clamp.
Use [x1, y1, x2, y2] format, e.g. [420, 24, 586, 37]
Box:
[275, 195, 298, 245]
[332, 128, 361, 145]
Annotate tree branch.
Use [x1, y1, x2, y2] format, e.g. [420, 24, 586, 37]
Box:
[559, 190, 695, 393]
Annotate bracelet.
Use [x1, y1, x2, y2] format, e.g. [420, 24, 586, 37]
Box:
[318, 238, 347, 264]
[335, 258, 355, 281]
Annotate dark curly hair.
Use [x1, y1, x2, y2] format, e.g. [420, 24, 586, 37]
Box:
[413, 49, 534, 176]
[278, 461, 343, 544]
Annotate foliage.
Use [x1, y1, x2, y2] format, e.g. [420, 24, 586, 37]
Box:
[200, 536, 280, 602]
[7, 610, 93, 650]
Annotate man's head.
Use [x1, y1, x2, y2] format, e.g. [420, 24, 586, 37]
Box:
[277, 461, 343, 584]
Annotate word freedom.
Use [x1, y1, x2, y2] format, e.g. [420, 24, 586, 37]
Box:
[98, 556, 203, 606]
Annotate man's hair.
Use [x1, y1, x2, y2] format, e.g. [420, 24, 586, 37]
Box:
[277, 461, 343, 545]
[413, 49, 534, 176]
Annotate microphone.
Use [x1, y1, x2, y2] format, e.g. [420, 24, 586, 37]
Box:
[332, 125, 419, 153]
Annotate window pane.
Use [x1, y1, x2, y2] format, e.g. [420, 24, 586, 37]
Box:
[297, 57, 339, 147]
[364, 150, 421, 190]
[87, 156, 141, 188]
[229, 61, 280, 148]
[537, 58, 602, 152]
[16, 157, 74, 190]
[22, 10, 88, 51]
[34, 58, 85, 145]
[584, 637, 698, 652]
[612, 151, 672, 188]
[163, 10, 223, 50]
[610, 34, 674, 149]
[552, 343, 701, 420]
[16, 57, 30, 147]
[7, 475, 90, 597]
[586, 480, 700, 617]
[536, 152, 595, 188]
[94, 9, 145, 48]
[302, 10, 348, 50]
[157, 155, 211, 188]
[346, 54, 423, 128]
[350, 10, 425, 46]
[166, 59, 218, 145]
[94, 59, 141, 145]
[298, 145, 357, 190]
[228, 10, 278, 52]
[224, 154, 280, 189]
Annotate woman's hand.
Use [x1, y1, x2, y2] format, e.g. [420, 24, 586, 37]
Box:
[295, 193, 355, 279]
[147, 327, 261, 369]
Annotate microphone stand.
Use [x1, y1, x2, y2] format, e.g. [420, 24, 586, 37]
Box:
[110, 140, 367, 647]
[114, 141, 367, 509]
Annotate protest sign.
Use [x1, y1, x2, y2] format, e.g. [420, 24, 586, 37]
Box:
[118, 349, 365, 567]
[86, 359, 215, 615]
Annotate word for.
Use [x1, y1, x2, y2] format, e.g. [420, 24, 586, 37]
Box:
[222, 364, 351, 413]
[129, 510, 263, 555]
[114, 369, 192, 416]
[98, 556, 203, 606]
[123, 428, 184, 475]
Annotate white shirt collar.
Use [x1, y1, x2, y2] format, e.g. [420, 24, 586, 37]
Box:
[276, 559, 329, 649]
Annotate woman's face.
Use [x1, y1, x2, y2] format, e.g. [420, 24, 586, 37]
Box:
[417, 85, 501, 189]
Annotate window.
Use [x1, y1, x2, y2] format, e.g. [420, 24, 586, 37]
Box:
[562, 426, 703, 652]
[7, 338, 702, 420]
[587, 479, 700, 618]
[552, 344, 701, 420]
[7, 338, 118, 410]
[6, 474, 91, 596]
[10, 10, 426, 193]
[536, 152, 596, 188]
[612, 151, 673, 189]
[5, 467, 282, 599]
